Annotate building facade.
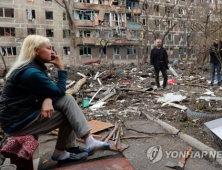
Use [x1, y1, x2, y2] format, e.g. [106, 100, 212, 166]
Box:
[0, 0, 220, 67]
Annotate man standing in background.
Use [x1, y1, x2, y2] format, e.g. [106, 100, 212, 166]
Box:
[209, 38, 222, 86]
[150, 39, 169, 90]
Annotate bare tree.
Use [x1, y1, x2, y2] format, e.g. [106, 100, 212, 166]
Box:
[137, 0, 179, 63]
[191, 1, 222, 66]
[54, 0, 78, 66]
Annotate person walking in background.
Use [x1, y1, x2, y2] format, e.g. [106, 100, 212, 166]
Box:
[209, 38, 222, 86]
[150, 39, 169, 90]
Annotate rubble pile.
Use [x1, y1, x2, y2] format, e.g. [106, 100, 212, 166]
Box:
[48, 61, 222, 150]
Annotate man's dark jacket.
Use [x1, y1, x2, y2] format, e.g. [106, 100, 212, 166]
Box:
[150, 46, 169, 69]
[210, 42, 222, 64]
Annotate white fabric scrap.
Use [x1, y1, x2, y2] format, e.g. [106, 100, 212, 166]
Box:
[89, 102, 106, 111]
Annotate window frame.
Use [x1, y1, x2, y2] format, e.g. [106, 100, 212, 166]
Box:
[79, 46, 91, 55]
[0, 27, 15, 36]
[46, 29, 54, 37]
[45, 11, 53, 20]
[63, 47, 70, 55]
[63, 29, 70, 38]
[27, 28, 36, 35]
[0, 47, 16, 56]
[127, 46, 136, 55]
[114, 46, 120, 55]
[0, 8, 14, 18]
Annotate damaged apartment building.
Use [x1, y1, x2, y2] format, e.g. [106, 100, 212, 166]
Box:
[0, 0, 221, 66]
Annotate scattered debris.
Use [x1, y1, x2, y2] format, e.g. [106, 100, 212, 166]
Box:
[66, 77, 87, 95]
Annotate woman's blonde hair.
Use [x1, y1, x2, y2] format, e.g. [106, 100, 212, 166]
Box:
[6, 35, 50, 78]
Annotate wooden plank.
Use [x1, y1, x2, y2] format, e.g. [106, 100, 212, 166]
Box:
[89, 120, 114, 134]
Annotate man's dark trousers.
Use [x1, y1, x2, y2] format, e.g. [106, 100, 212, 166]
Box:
[154, 61, 168, 88]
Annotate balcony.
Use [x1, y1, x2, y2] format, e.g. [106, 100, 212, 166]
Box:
[127, 22, 142, 29]
[75, 3, 122, 12]
[77, 37, 96, 45]
[111, 38, 139, 45]
[126, 8, 141, 14]
[74, 20, 94, 27]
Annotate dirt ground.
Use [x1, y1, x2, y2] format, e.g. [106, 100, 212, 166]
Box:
[1, 60, 222, 169]
[52, 61, 222, 152]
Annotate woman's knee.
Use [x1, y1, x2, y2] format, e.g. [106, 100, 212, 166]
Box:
[54, 95, 77, 109]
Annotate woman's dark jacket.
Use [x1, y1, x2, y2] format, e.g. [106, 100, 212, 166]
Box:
[0, 58, 67, 134]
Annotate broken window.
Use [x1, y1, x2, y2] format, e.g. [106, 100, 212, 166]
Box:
[79, 0, 90, 3]
[45, 11, 53, 20]
[143, 4, 148, 10]
[165, 6, 173, 14]
[99, 30, 111, 38]
[167, 20, 172, 27]
[179, 34, 186, 42]
[80, 46, 91, 55]
[63, 12, 67, 20]
[179, 47, 187, 56]
[154, 5, 159, 12]
[113, 1, 118, 5]
[165, 47, 173, 55]
[127, 47, 136, 55]
[63, 29, 70, 38]
[1, 47, 16, 56]
[27, 28, 36, 35]
[63, 47, 70, 55]
[179, 20, 185, 28]
[154, 19, 160, 27]
[79, 11, 94, 20]
[46, 29, 54, 37]
[112, 13, 125, 27]
[0, 27, 15, 36]
[126, 1, 137, 8]
[178, 8, 186, 15]
[206, 0, 214, 3]
[0, 8, 14, 18]
[142, 18, 146, 26]
[189, 9, 195, 15]
[166, 34, 172, 41]
[80, 30, 91, 37]
[114, 46, 120, 54]
[26, 9, 35, 20]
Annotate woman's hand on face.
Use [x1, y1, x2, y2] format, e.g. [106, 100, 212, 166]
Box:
[48, 55, 64, 70]
[41, 98, 54, 118]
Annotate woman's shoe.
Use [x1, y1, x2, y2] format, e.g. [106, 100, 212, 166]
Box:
[66, 146, 93, 156]
[57, 152, 88, 167]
